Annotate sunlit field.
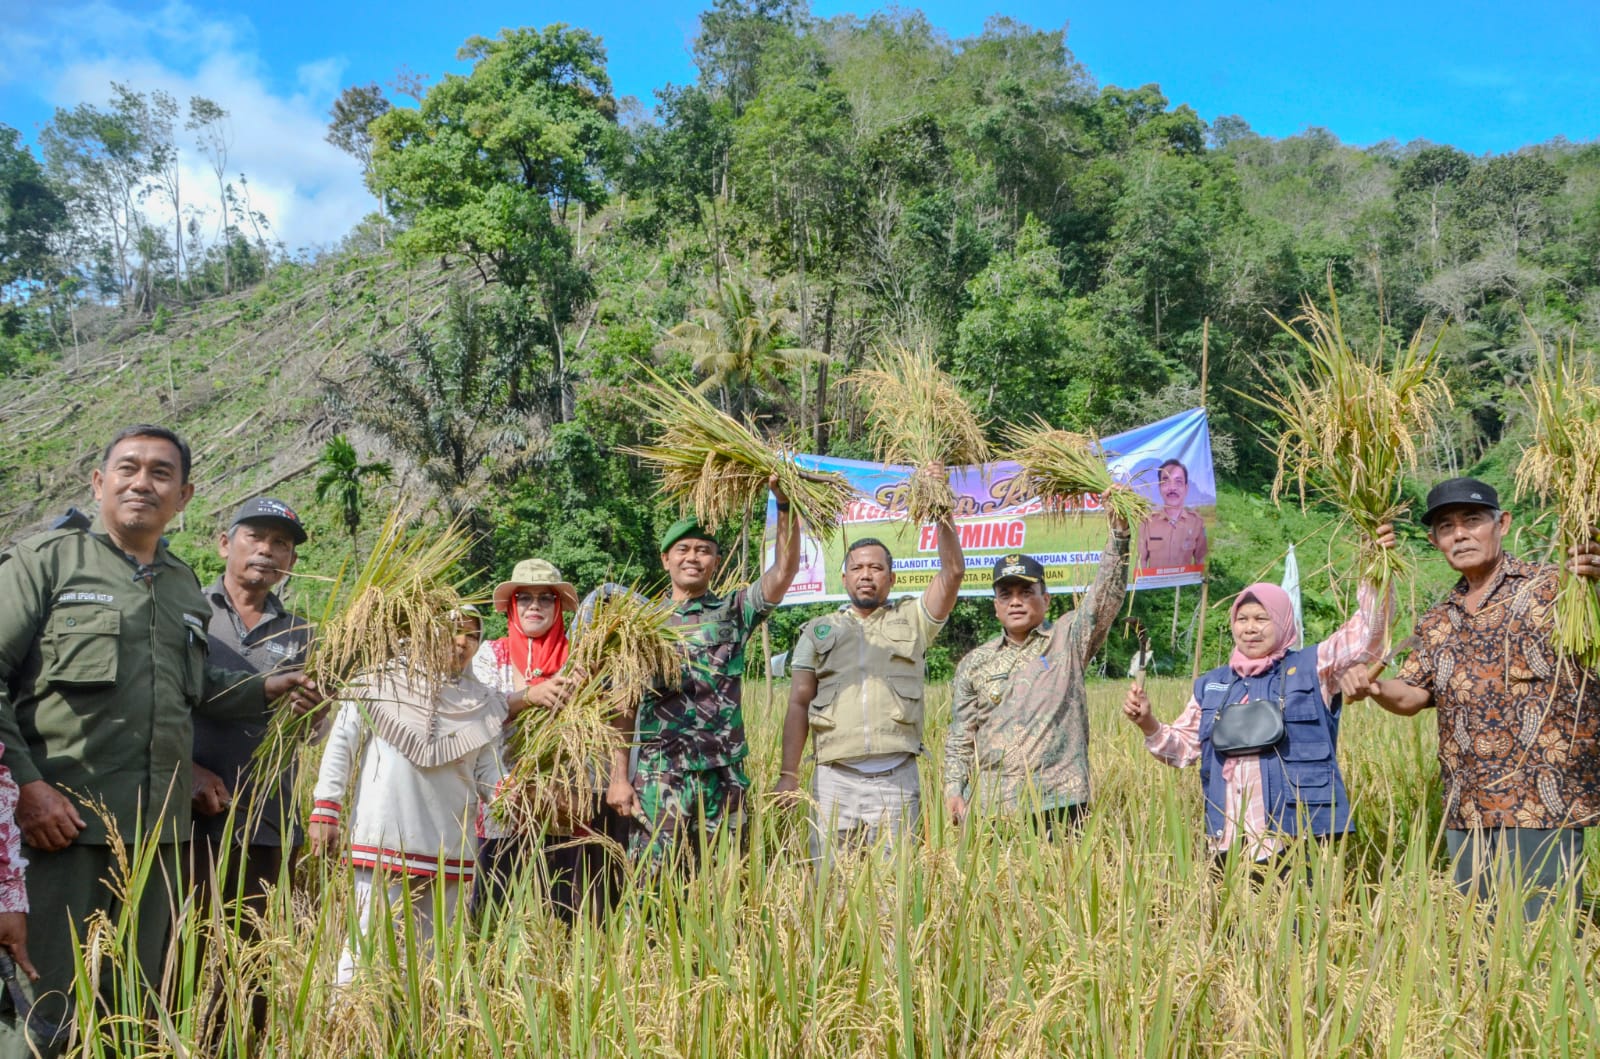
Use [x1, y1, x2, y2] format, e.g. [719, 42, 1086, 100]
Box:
[67, 677, 1600, 1058]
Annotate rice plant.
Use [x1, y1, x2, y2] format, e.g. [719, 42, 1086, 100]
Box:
[850, 342, 990, 526]
[1000, 417, 1153, 528]
[1241, 281, 1451, 597]
[624, 367, 855, 538]
[49, 684, 1600, 1059]
[1513, 328, 1600, 668]
[497, 586, 680, 835]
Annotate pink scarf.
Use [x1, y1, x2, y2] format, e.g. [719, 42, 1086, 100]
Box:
[1227, 582, 1299, 678]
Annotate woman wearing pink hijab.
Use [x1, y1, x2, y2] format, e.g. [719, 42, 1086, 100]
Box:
[1123, 526, 1395, 865]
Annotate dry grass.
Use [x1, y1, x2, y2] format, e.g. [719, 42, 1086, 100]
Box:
[1514, 329, 1600, 668]
[1000, 418, 1153, 529]
[1243, 281, 1450, 596]
[850, 342, 989, 525]
[624, 368, 855, 538]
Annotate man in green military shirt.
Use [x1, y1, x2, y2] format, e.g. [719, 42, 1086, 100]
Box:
[943, 509, 1129, 836]
[0, 425, 321, 1057]
[605, 475, 800, 874]
[776, 466, 965, 863]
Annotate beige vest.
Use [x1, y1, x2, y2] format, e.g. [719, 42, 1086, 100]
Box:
[806, 600, 928, 763]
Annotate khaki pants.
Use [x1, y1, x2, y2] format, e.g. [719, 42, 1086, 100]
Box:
[808, 757, 921, 865]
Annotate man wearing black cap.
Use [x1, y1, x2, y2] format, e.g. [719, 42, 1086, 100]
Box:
[944, 509, 1131, 834]
[191, 497, 314, 921]
[1344, 477, 1600, 919]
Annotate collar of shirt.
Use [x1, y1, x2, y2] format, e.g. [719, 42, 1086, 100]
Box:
[673, 589, 724, 616]
[88, 515, 184, 572]
[205, 576, 286, 622]
[1446, 552, 1535, 612]
[999, 620, 1053, 651]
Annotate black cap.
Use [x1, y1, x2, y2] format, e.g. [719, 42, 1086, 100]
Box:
[229, 496, 308, 544]
[1420, 477, 1500, 527]
[992, 553, 1046, 587]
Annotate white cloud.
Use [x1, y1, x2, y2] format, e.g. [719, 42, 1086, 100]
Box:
[4, 0, 373, 255]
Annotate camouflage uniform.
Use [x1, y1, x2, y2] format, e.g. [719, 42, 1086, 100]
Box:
[631, 584, 776, 868]
[944, 532, 1129, 816]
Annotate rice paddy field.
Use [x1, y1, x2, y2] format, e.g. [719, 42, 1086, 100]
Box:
[71, 676, 1600, 1058]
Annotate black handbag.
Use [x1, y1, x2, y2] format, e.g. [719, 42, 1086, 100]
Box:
[1210, 684, 1286, 757]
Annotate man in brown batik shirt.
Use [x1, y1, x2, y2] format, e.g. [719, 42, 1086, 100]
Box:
[1343, 477, 1600, 920]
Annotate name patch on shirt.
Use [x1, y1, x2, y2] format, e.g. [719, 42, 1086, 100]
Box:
[1204, 682, 1230, 693]
[57, 591, 113, 604]
[182, 613, 205, 630]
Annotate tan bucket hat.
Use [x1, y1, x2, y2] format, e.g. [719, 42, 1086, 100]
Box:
[492, 558, 579, 614]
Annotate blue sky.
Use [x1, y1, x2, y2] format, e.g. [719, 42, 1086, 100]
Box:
[3, 0, 1596, 251]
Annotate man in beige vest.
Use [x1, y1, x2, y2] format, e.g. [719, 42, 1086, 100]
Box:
[775, 500, 964, 862]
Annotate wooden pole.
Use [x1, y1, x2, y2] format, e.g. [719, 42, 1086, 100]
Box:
[1190, 317, 1212, 681]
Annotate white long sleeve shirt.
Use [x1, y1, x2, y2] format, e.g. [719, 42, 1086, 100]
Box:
[310, 675, 506, 881]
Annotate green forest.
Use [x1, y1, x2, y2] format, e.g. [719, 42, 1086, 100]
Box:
[3, 1, 1597, 671]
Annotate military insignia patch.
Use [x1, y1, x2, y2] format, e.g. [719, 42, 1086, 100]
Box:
[817, 624, 832, 638]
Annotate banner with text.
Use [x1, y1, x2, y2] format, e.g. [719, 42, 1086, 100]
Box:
[762, 407, 1214, 604]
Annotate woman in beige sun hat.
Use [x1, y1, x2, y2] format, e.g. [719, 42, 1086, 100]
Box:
[472, 558, 617, 923]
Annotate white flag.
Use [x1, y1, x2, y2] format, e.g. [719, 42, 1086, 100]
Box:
[1281, 543, 1304, 649]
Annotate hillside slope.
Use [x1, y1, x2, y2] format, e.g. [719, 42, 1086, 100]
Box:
[0, 254, 467, 543]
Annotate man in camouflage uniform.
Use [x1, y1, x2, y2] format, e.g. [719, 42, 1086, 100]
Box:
[944, 508, 1130, 836]
[606, 477, 799, 872]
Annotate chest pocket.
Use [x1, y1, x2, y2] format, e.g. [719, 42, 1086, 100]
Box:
[183, 623, 211, 704]
[44, 605, 121, 687]
[689, 620, 742, 678]
[808, 628, 843, 729]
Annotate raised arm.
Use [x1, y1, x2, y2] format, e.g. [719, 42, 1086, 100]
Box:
[759, 474, 802, 606]
[922, 512, 967, 622]
[1065, 526, 1132, 667]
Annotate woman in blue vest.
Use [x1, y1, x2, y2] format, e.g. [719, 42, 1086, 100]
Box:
[1122, 526, 1394, 865]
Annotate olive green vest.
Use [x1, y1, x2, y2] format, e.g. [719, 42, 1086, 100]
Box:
[805, 599, 928, 763]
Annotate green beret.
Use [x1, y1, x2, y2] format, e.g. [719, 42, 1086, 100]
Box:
[660, 517, 717, 553]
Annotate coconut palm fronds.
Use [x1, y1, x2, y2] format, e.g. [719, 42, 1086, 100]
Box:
[850, 342, 989, 526]
[1241, 282, 1450, 596]
[1001, 418, 1153, 528]
[497, 584, 681, 836]
[1514, 330, 1600, 668]
[623, 368, 854, 539]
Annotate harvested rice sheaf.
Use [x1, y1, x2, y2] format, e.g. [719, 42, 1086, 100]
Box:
[624, 368, 854, 539]
[497, 585, 681, 835]
[1001, 418, 1153, 529]
[1245, 281, 1450, 596]
[1514, 330, 1600, 669]
[850, 343, 989, 526]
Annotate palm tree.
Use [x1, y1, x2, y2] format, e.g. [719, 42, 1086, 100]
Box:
[314, 434, 392, 561]
[657, 274, 824, 419]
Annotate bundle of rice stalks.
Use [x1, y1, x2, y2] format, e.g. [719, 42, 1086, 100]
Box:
[497, 585, 681, 835]
[1000, 418, 1153, 528]
[253, 508, 476, 766]
[1243, 282, 1450, 596]
[304, 509, 477, 687]
[849, 342, 989, 525]
[1514, 330, 1600, 668]
[624, 368, 855, 538]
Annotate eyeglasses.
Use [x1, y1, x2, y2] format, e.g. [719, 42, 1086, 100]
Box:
[514, 590, 560, 607]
